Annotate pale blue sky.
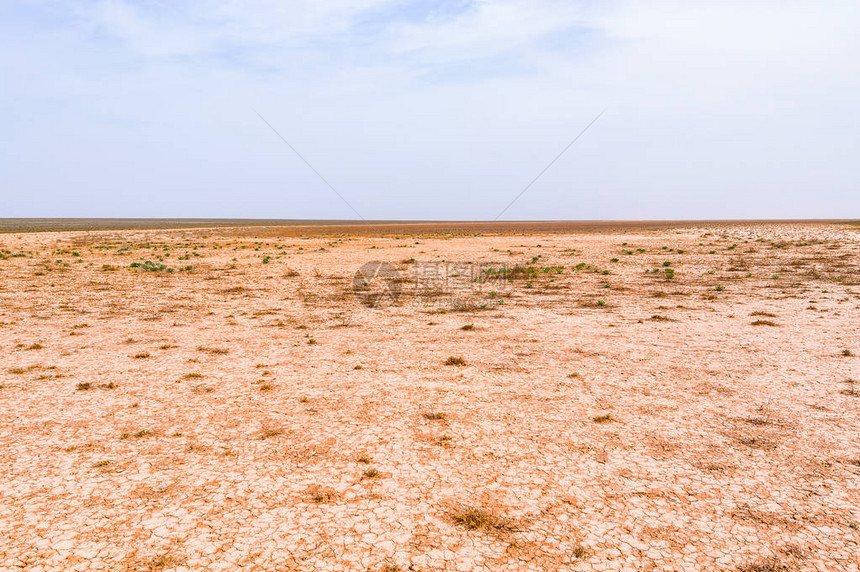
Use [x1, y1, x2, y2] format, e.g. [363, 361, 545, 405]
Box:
[2, 1, 858, 220]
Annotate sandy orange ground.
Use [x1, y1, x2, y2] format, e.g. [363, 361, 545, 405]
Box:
[1, 222, 858, 571]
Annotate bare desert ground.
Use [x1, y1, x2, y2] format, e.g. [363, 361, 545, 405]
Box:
[1, 221, 858, 571]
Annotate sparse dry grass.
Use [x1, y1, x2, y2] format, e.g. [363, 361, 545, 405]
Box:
[362, 467, 380, 479]
[649, 314, 674, 322]
[450, 506, 510, 532]
[260, 428, 284, 439]
[197, 346, 229, 355]
[305, 484, 338, 503]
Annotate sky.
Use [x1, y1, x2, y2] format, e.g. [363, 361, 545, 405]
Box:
[1, 0, 858, 220]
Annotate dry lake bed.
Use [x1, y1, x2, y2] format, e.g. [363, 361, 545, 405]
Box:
[1, 221, 858, 571]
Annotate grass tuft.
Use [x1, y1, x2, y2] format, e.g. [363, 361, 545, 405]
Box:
[260, 428, 284, 439]
[197, 346, 229, 355]
[450, 506, 510, 532]
[306, 485, 338, 503]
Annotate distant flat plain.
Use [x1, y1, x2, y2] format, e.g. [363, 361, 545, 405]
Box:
[0, 217, 856, 234]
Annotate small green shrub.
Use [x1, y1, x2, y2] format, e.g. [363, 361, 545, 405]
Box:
[130, 261, 169, 271]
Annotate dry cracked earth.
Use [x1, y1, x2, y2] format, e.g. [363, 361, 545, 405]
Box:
[1, 222, 859, 571]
